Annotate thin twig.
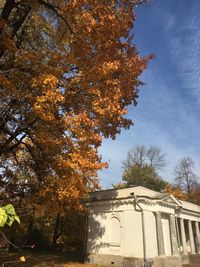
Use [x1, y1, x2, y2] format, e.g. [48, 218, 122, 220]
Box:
[0, 231, 21, 251]
[0, 66, 32, 74]
[0, 177, 14, 194]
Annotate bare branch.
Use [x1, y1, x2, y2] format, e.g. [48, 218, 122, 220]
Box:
[0, 66, 32, 73]
[174, 156, 198, 197]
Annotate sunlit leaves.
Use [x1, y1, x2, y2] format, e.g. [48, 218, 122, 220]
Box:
[0, 0, 150, 214]
[0, 204, 20, 227]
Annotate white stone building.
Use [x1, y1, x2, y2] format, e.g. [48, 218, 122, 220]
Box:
[86, 186, 200, 267]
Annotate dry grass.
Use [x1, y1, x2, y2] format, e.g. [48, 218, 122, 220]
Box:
[0, 252, 104, 267]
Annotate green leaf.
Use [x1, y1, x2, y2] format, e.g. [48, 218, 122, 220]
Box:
[15, 215, 20, 224]
[6, 216, 15, 227]
[1, 204, 20, 227]
[0, 208, 7, 227]
[2, 204, 16, 216]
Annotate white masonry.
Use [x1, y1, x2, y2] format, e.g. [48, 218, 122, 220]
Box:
[86, 186, 200, 267]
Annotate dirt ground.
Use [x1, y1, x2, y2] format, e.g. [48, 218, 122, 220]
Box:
[0, 252, 103, 267]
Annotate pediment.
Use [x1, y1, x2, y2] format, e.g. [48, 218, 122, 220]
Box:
[160, 194, 182, 206]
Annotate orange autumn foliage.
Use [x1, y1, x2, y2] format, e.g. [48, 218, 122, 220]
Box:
[164, 185, 188, 201]
[0, 0, 151, 214]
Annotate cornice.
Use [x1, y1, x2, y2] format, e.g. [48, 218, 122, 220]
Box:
[88, 198, 134, 207]
[88, 195, 200, 217]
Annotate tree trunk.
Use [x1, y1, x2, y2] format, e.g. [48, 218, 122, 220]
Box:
[26, 217, 34, 245]
[52, 213, 64, 247]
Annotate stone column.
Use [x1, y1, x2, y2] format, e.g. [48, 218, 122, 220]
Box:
[195, 221, 200, 253]
[188, 220, 195, 254]
[175, 217, 181, 253]
[170, 215, 179, 255]
[156, 212, 164, 256]
[180, 218, 187, 254]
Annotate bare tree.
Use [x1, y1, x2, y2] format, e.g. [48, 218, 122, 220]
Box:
[124, 145, 146, 168]
[123, 145, 166, 171]
[174, 157, 198, 200]
[146, 146, 166, 171]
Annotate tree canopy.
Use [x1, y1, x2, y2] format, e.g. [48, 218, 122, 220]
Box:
[115, 145, 167, 191]
[122, 164, 167, 191]
[0, 1, 151, 214]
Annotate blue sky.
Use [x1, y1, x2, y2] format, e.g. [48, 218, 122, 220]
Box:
[99, 0, 200, 188]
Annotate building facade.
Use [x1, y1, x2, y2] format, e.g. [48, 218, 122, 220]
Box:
[86, 186, 200, 267]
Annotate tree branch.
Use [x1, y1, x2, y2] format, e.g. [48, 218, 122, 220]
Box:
[0, 0, 15, 21]
[38, 0, 74, 34]
[10, 3, 31, 37]
[0, 66, 32, 73]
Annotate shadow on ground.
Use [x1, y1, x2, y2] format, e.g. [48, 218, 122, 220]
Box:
[0, 251, 95, 267]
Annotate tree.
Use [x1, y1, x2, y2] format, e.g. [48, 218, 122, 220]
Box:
[0, 1, 151, 215]
[122, 164, 167, 191]
[164, 185, 188, 201]
[189, 182, 200, 205]
[123, 145, 166, 171]
[174, 157, 198, 200]
[119, 145, 167, 191]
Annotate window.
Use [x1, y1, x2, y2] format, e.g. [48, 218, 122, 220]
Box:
[109, 217, 121, 246]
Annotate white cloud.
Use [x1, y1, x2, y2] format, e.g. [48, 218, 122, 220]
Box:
[166, 5, 200, 103]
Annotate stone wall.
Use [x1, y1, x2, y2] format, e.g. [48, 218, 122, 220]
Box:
[86, 254, 183, 267]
